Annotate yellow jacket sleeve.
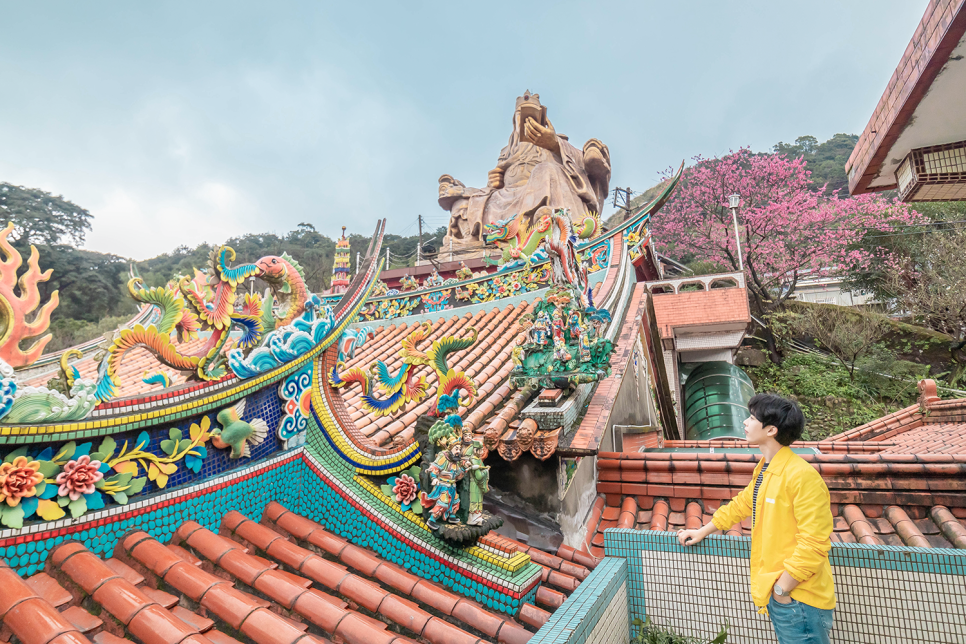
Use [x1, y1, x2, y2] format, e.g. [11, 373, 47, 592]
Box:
[711, 472, 756, 531]
[783, 469, 833, 583]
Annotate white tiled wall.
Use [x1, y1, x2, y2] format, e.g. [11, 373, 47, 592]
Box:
[639, 550, 966, 644]
[586, 582, 628, 644]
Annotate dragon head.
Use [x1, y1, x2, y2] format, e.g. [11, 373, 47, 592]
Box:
[483, 216, 518, 245]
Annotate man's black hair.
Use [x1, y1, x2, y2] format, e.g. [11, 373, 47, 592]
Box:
[748, 393, 805, 446]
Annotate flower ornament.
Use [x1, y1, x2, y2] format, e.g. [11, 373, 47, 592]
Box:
[0, 456, 44, 507]
[55, 455, 104, 500]
[393, 473, 418, 508]
[381, 466, 423, 514]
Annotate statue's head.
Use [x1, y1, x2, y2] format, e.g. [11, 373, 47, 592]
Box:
[514, 90, 542, 113]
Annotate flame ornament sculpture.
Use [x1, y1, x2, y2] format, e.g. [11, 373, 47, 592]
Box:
[0, 222, 59, 368]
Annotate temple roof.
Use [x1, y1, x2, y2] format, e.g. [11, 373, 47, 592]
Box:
[582, 380, 966, 557]
[847, 0, 966, 195]
[0, 502, 592, 644]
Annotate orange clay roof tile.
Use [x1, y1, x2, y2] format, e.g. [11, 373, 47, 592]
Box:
[0, 501, 576, 643]
[651, 287, 750, 339]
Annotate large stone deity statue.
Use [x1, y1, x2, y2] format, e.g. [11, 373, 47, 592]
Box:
[440, 91, 611, 257]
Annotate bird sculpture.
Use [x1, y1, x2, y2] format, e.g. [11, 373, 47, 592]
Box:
[211, 400, 269, 459]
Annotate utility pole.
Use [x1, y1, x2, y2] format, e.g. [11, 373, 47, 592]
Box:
[417, 215, 423, 266]
[356, 252, 360, 274]
[386, 248, 391, 268]
[612, 187, 633, 221]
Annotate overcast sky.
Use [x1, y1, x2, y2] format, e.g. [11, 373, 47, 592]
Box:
[0, 1, 928, 260]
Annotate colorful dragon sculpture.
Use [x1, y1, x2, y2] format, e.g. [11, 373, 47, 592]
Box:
[94, 246, 264, 401]
[95, 246, 316, 402]
[329, 321, 478, 418]
[483, 207, 600, 268]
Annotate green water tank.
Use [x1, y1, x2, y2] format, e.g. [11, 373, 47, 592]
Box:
[682, 361, 755, 441]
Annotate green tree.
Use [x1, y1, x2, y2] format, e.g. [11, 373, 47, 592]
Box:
[773, 134, 859, 196]
[0, 183, 93, 246]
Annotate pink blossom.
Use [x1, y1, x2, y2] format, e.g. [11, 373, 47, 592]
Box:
[651, 148, 925, 310]
[55, 455, 104, 501]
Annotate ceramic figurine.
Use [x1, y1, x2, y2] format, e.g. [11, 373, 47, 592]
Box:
[511, 345, 525, 371]
[532, 311, 550, 346]
[455, 262, 474, 281]
[424, 437, 465, 529]
[578, 325, 594, 363]
[551, 308, 566, 343]
[212, 400, 269, 459]
[399, 274, 419, 292]
[553, 336, 572, 363]
[460, 429, 490, 526]
[568, 309, 582, 342]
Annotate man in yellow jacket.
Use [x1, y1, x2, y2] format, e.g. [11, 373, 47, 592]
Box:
[677, 393, 835, 644]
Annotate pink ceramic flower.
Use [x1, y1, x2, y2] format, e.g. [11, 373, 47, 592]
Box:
[0, 456, 44, 507]
[392, 473, 418, 506]
[55, 455, 104, 501]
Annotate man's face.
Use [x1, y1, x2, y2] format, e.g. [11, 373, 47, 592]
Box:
[743, 413, 775, 445]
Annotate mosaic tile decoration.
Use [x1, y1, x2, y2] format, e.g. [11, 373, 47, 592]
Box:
[0, 449, 303, 577]
[0, 256, 380, 444]
[298, 431, 544, 615]
[604, 529, 966, 644]
[309, 351, 420, 475]
[0, 385, 287, 529]
[529, 556, 628, 644]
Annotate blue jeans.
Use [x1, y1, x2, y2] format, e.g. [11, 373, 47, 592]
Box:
[768, 595, 834, 644]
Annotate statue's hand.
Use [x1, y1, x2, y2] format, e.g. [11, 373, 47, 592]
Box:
[487, 168, 504, 189]
[524, 118, 561, 155]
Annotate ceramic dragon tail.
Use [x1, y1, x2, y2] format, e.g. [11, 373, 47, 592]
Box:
[427, 327, 479, 415]
[95, 246, 262, 402]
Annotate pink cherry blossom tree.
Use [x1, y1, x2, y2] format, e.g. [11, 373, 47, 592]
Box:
[651, 148, 924, 361]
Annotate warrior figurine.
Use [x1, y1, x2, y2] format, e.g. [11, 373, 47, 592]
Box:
[551, 308, 566, 343]
[424, 438, 466, 529]
[460, 430, 490, 526]
[531, 310, 551, 346]
[568, 309, 582, 342]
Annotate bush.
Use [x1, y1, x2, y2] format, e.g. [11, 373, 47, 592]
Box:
[631, 616, 728, 644]
[742, 351, 945, 439]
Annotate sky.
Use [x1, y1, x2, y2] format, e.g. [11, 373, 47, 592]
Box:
[0, 1, 930, 260]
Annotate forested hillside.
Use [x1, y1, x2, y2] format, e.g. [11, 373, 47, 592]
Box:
[0, 182, 438, 350]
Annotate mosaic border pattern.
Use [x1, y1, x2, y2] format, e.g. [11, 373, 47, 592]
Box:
[0, 450, 302, 577]
[529, 556, 628, 644]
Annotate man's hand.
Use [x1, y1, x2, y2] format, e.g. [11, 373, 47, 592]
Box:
[677, 529, 704, 546]
[677, 520, 718, 547]
[523, 118, 561, 155]
[487, 168, 504, 189]
[771, 571, 799, 604]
